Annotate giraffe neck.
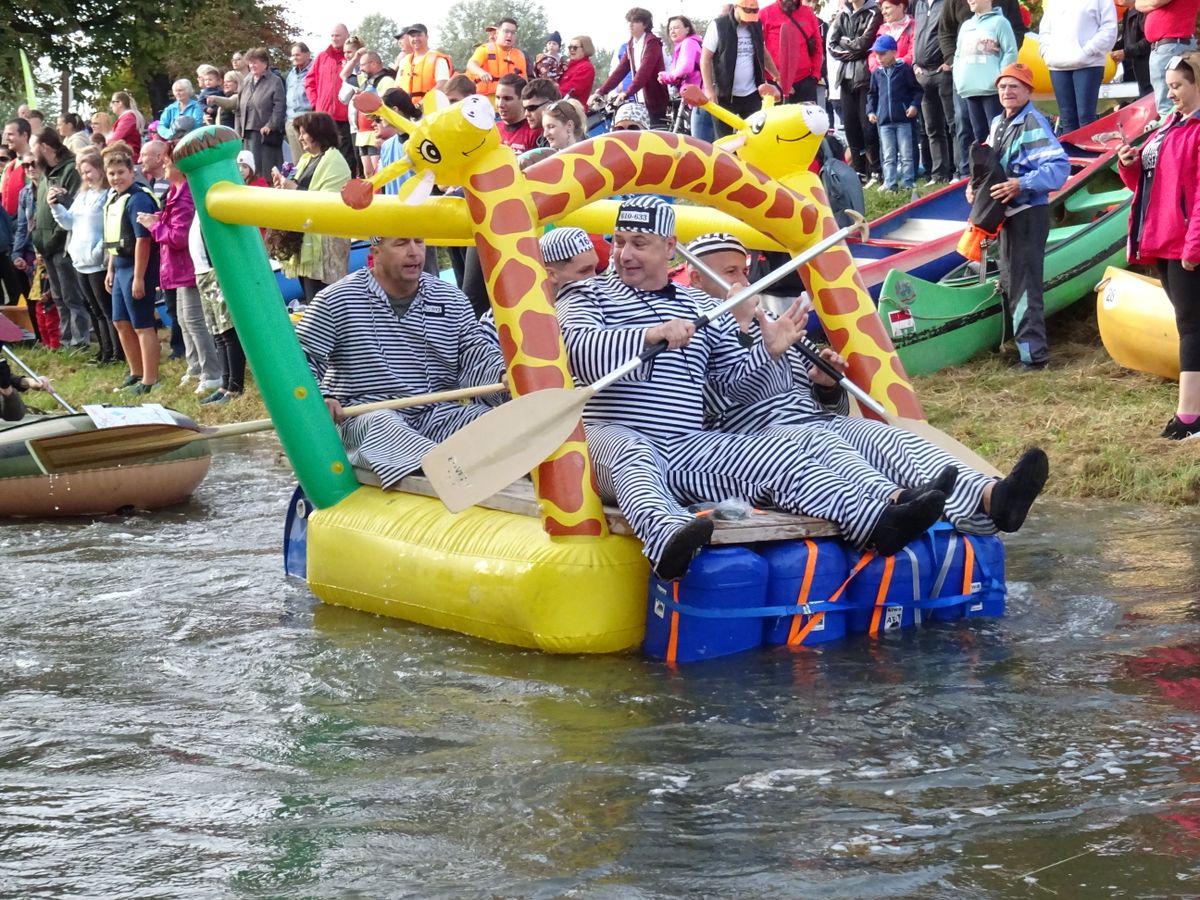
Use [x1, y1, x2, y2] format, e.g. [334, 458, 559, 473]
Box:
[465, 148, 609, 537]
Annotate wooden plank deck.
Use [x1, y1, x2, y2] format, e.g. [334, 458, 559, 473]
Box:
[354, 469, 840, 542]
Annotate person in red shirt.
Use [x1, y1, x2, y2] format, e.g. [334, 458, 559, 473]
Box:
[760, 0, 825, 102]
[306, 23, 355, 172]
[1140, 0, 1200, 114]
[495, 75, 539, 152]
[1, 118, 31, 219]
[558, 36, 598, 102]
[108, 91, 143, 158]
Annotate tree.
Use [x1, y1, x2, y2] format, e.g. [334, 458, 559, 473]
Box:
[0, 0, 295, 120]
[437, 0, 549, 75]
[351, 13, 405, 65]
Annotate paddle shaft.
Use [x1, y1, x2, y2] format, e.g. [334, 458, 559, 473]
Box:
[201, 383, 508, 440]
[594, 216, 871, 395]
[676, 245, 892, 419]
[677, 245, 1003, 477]
[2, 345, 76, 414]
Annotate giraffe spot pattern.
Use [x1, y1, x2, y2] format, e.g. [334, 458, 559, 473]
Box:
[517, 310, 565, 362]
[471, 166, 515, 192]
[635, 153, 675, 189]
[512, 363, 567, 391]
[727, 183, 768, 212]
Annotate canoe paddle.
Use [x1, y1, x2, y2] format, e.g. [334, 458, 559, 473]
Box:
[677, 244, 1003, 477]
[421, 212, 871, 512]
[26, 383, 507, 474]
[1, 343, 77, 414]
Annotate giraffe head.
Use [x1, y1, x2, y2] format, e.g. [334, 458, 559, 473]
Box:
[723, 101, 830, 181]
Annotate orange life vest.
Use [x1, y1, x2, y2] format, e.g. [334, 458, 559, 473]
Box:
[399, 51, 453, 100]
[470, 42, 528, 95]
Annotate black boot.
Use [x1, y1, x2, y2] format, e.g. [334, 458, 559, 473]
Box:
[866, 490, 946, 557]
[989, 448, 1049, 532]
[653, 517, 715, 582]
[894, 464, 958, 506]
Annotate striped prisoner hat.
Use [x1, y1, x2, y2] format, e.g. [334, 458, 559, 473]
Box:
[686, 232, 747, 259]
[539, 227, 593, 264]
[614, 195, 675, 238]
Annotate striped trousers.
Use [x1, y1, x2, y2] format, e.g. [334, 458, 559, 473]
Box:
[766, 417, 997, 534]
[341, 403, 491, 489]
[588, 422, 899, 558]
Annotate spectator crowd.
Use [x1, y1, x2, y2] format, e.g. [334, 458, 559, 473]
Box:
[1, 0, 1196, 398]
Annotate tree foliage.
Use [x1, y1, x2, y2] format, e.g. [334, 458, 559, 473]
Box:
[437, 0, 549, 76]
[351, 13, 405, 66]
[0, 0, 296, 118]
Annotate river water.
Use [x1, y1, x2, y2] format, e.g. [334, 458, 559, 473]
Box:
[2, 436, 1199, 898]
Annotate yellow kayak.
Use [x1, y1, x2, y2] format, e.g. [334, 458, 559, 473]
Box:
[1096, 266, 1179, 381]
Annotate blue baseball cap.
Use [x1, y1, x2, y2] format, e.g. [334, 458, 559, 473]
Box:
[871, 34, 898, 54]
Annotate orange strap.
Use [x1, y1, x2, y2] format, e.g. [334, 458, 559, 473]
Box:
[788, 550, 876, 647]
[961, 536, 976, 596]
[868, 554, 896, 637]
[666, 581, 681, 666]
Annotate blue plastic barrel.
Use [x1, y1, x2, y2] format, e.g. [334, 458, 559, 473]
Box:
[760, 539, 850, 646]
[846, 541, 934, 635]
[643, 547, 768, 663]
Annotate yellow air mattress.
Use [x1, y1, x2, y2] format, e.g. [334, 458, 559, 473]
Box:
[304, 486, 650, 654]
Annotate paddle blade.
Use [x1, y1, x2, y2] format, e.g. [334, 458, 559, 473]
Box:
[27, 423, 208, 474]
[421, 388, 588, 512]
[891, 416, 1002, 478]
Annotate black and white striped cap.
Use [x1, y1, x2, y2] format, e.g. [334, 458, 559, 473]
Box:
[539, 227, 593, 263]
[686, 232, 747, 259]
[614, 195, 675, 238]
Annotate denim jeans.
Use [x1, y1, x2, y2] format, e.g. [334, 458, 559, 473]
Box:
[966, 94, 1002, 144]
[1150, 39, 1198, 115]
[953, 91, 973, 177]
[878, 122, 916, 189]
[1048, 66, 1105, 134]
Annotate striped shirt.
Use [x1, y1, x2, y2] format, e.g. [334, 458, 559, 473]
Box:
[295, 268, 504, 408]
[556, 274, 792, 440]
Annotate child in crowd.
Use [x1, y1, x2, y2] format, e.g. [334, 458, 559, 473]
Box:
[197, 65, 224, 126]
[535, 31, 566, 82]
[867, 35, 923, 191]
[953, 0, 1019, 143]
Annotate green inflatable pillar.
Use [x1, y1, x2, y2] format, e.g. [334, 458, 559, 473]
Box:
[174, 126, 358, 509]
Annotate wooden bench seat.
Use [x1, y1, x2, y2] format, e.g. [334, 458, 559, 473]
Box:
[353, 469, 841, 543]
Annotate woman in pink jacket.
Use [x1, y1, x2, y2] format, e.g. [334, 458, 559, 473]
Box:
[659, 16, 705, 135]
[137, 144, 222, 394]
[1117, 52, 1200, 440]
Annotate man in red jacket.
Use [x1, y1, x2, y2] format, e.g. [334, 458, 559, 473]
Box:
[306, 23, 355, 172]
[760, 0, 825, 103]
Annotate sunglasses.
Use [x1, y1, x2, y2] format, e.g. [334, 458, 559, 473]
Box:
[738, 4, 761, 12]
[523, 101, 548, 113]
[612, 124, 643, 131]
[567, 44, 581, 51]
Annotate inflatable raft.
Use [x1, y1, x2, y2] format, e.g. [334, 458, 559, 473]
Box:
[1096, 266, 1180, 381]
[177, 100, 1010, 658]
[0, 411, 211, 517]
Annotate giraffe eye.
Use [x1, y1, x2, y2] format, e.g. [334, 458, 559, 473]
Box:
[418, 139, 441, 163]
[748, 113, 766, 135]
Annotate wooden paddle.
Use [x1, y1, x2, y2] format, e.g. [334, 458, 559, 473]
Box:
[1, 344, 77, 414]
[26, 383, 507, 474]
[421, 214, 871, 513]
[677, 244, 1003, 477]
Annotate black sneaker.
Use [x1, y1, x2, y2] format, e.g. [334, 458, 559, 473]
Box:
[1009, 358, 1048, 372]
[653, 516, 715, 582]
[895, 464, 959, 506]
[989, 448, 1049, 532]
[866, 490, 946, 557]
[1161, 416, 1200, 440]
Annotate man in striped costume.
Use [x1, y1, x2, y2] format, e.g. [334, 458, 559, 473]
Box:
[295, 236, 504, 488]
[555, 197, 950, 580]
[685, 231, 1049, 535]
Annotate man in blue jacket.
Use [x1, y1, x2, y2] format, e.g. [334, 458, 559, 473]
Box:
[968, 62, 1069, 371]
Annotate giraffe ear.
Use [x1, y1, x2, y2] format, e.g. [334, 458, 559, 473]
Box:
[400, 171, 435, 205]
[715, 135, 747, 154]
[424, 90, 449, 114]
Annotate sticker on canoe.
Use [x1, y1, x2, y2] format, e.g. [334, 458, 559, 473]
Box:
[1103, 282, 1119, 309]
[888, 309, 916, 336]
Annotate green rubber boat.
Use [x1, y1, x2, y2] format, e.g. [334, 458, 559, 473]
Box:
[876, 151, 1131, 376]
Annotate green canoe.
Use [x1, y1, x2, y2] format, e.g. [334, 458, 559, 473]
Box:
[876, 153, 1131, 376]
